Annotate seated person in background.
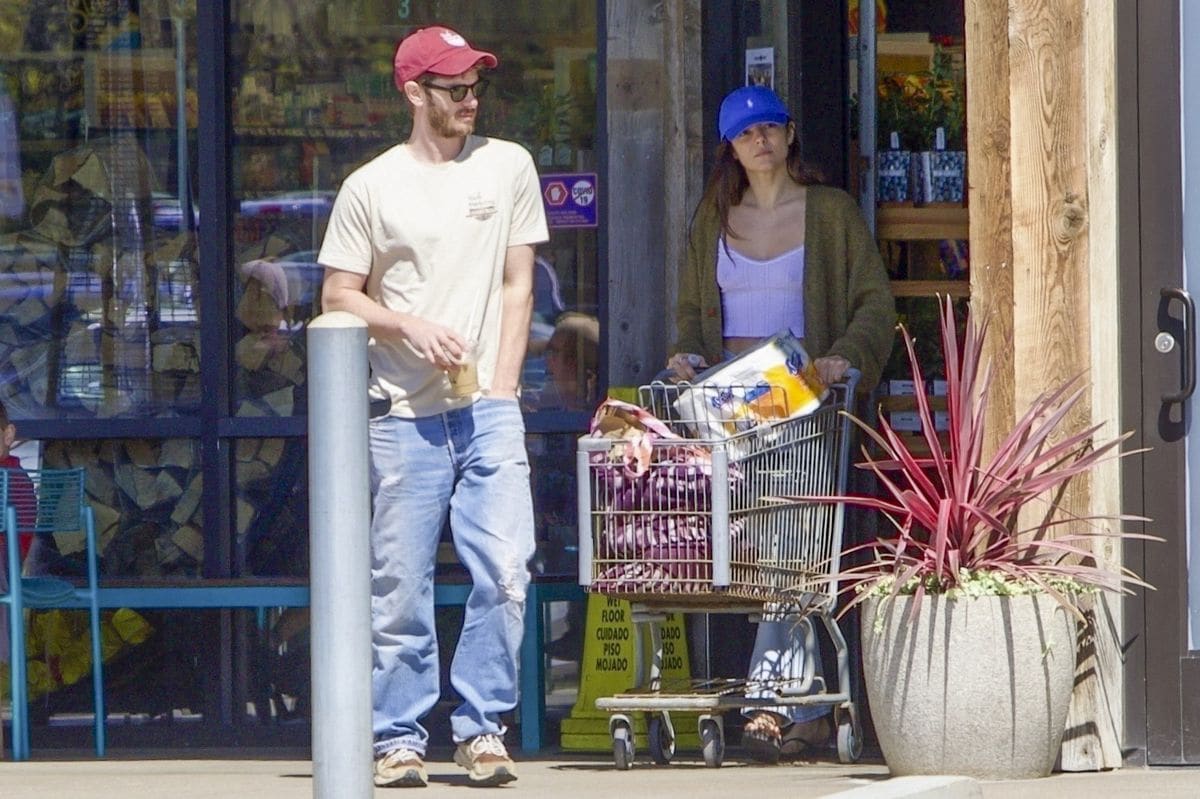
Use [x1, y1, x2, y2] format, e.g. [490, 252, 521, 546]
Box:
[534, 313, 600, 657]
[0, 400, 37, 558]
[542, 312, 599, 412]
[666, 86, 895, 763]
[0, 399, 38, 665]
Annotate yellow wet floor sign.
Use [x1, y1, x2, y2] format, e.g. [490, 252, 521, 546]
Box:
[560, 593, 701, 750]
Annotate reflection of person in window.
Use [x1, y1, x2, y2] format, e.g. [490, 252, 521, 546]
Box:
[0, 400, 39, 666]
[237, 257, 290, 360]
[542, 311, 598, 412]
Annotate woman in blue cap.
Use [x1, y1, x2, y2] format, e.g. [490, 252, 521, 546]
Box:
[665, 85, 895, 762]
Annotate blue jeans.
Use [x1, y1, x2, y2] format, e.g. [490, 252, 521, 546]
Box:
[367, 397, 535, 757]
[744, 618, 830, 724]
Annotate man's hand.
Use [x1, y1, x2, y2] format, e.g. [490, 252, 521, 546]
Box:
[399, 318, 468, 371]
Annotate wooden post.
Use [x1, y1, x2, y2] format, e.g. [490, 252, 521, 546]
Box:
[606, 0, 704, 386]
[965, 0, 1123, 770]
[662, 0, 704, 356]
[964, 0, 1015, 452]
[1072, 0, 1124, 771]
[606, 0, 668, 386]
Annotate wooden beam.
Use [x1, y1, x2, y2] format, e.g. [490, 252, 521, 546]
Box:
[967, 0, 1122, 770]
[1005, 0, 1120, 771]
[663, 0, 704, 365]
[1009, 1, 1090, 418]
[1007, 0, 1092, 545]
[1062, 0, 1124, 770]
[606, 0, 668, 385]
[964, 0, 1015, 455]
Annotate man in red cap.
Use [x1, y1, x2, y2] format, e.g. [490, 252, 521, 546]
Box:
[319, 24, 548, 789]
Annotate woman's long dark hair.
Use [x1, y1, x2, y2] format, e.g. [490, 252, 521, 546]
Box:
[699, 123, 825, 242]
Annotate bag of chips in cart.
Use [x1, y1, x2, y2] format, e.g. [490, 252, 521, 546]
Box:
[671, 330, 828, 440]
[588, 396, 679, 476]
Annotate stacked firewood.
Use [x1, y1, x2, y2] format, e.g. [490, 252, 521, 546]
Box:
[43, 439, 203, 576]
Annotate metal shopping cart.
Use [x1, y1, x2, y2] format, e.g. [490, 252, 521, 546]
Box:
[576, 372, 863, 769]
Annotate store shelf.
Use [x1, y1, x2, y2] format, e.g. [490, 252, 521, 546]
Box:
[890, 279, 969, 298]
[878, 394, 948, 413]
[875, 395, 950, 457]
[877, 204, 969, 240]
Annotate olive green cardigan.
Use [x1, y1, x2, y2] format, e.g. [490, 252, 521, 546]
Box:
[675, 185, 896, 391]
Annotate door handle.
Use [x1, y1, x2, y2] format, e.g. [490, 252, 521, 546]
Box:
[1161, 287, 1196, 403]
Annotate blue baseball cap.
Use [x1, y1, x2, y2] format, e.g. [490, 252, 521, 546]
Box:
[718, 85, 790, 141]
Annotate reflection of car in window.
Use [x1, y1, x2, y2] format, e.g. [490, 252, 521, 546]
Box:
[151, 191, 337, 231]
[238, 191, 336, 219]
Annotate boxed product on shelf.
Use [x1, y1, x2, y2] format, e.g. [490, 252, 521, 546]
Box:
[880, 376, 949, 435]
[888, 410, 921, 432]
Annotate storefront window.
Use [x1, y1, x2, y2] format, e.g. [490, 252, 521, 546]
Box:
[40, 437, 203, 578]
[236, 436, 308, 578]
[0, 1, 200, 419]
[228, 1, 599, 416]
[34, 608, 214, 728]
[529, 432, 582, 577]
[2, 1, 599, 749]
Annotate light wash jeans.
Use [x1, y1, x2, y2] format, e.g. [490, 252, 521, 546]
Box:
[367, 397, 535, 757]
[744, 616, 830, 725]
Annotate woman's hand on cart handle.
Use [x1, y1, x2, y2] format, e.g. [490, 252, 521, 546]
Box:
[666, 352, 708, 381]
[813, 355, 852, 386]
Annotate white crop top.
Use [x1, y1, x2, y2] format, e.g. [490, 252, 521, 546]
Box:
[716, 238, 806, 338]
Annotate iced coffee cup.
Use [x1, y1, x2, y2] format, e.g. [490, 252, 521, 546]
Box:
[449, 341, 479, 397]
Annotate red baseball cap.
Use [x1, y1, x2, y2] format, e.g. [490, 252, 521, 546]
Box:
[393, 26, 498, 90]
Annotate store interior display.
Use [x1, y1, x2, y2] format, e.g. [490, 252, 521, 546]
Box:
[0, 0, 201, 424]
[0, 0, 595, 740]
[858, 2, 969, 452]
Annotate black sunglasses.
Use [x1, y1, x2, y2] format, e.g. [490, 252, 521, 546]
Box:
[421, 78, 490, 102]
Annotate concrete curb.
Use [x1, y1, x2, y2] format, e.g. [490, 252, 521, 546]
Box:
[825, 775, 982, 798]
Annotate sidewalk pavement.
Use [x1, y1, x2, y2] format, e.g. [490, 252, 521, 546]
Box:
[0, 751, 1198, 798]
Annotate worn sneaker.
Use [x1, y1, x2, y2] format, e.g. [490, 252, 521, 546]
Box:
[453, 734, 518, 786]
[374, 747, 428, 788]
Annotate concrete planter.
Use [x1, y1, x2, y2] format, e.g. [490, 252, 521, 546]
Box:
[861, 593, 1078, 779]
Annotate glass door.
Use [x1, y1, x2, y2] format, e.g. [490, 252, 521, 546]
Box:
[1125, 0, 1200, 765]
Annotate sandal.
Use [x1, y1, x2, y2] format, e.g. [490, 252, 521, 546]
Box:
[742, 711, 783, 764]
[779, 714, 834, 760]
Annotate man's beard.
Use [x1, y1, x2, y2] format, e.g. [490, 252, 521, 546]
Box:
[429, 102, 475, 138]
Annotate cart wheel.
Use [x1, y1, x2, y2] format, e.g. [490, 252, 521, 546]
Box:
[648, 715, 675, 765]
[837, 712, 863, 764]
[612, 721, 635, 770]
[699, 717, 724, 768]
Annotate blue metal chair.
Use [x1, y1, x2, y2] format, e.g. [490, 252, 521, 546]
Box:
[0, 467, 104, 759]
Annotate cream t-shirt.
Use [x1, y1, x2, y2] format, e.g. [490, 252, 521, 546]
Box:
[318, 136, 549, 418]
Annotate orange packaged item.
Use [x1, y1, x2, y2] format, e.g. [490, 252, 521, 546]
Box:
[672, 331, 828, 440]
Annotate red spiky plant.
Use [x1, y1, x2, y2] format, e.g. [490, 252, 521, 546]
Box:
[807, 298, 1153, 617]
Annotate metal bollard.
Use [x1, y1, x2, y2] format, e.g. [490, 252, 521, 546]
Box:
[307, 312, 373, 798]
